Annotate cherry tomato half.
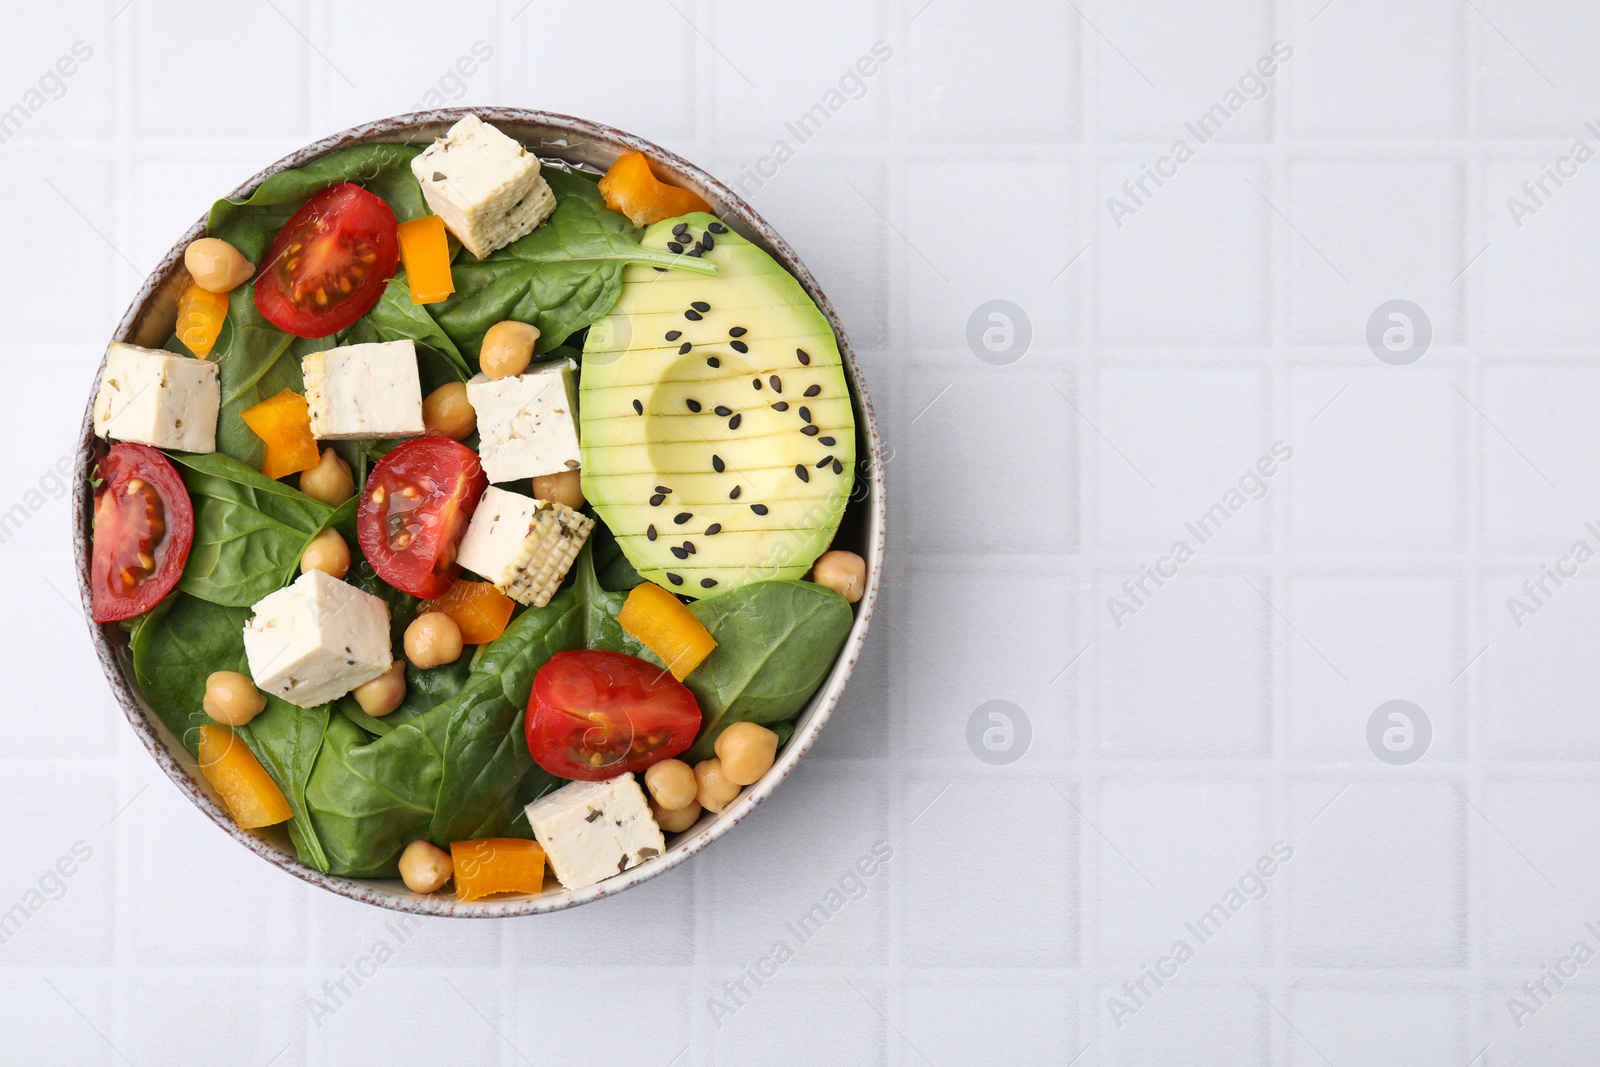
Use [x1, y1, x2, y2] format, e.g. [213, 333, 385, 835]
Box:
[89, 443, 194, 622]
[526, 650, 702, 781]
[356, 436, 486, 599]
[254, 182, 400, 337]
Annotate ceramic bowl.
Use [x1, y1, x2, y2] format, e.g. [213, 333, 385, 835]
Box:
[72, 107, 884, 916]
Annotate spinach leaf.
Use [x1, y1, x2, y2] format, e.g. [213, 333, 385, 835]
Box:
[350, 273, 472, 385]
[430, 170, 717, 360]
[682, 581, 854, 761]
[208, 143, 428, 261]
[129, 593, 332, 872]
[304, 714, 442, 877]
[172, 452, 342, 607]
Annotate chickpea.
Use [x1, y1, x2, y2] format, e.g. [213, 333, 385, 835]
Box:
[694, 758, 741, 814]
[203, 670, 266, 726]
[405, 611, 463, 669]
[651, 799, 702, 834]
[398, 839, 453, 894]
[714, 722, 779, 786]
[423, 381, 476, 440]
[811, 550, 866, 604]
[299, 528, 350, 579]
[184, 237, 255, 294]
[353, 660, 407, 717]
[299, 448, 355, 506]
[479, 320, 539, 379]
[645, 758, 697, 811]
[532, 469, 585, 510]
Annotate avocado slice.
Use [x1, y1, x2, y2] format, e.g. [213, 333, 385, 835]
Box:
[580, 213, 856, 597]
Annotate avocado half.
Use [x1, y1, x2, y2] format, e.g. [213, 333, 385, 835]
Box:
[580, 213, 856, 597]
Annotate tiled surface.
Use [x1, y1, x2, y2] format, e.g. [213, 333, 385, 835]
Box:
[3, 0, 1599, 1062]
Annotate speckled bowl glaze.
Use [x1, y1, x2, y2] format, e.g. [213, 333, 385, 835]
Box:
[73, 108, 884, 917]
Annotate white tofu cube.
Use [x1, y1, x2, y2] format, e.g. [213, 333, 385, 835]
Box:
[92, 342, 219, 453]
[411, 114, 557, 259]
[467, 358, 581, 483]
[242, 570, 392, 708]
[456, 486, 594, 607]
[302, 340, 425, 440]
[523, 774, 667, 890]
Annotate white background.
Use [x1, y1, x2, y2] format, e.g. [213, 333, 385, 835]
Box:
[3, 0, 1600, 1063]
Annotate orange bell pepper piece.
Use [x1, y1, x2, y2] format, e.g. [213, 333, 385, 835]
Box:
[598, 151, 712, 227]
[241, 389, 320, 480]
[451, 838, 546, 901]
[176, 277, 229, 358]
[422, 579, 515, 644]
[617, 581, 717, 680]
[196, 724, 293, 829]
[397, 215, 454, 304]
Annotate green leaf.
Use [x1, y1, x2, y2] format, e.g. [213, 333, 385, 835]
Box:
[129, 593, 333, 872]
[172, 452, 338, 607]
[304, 714, 442, 877]
[208, 143, 428, 262]
[356, 273, 472, 385]
[430, 170, 716, 360]
[681, 581, 854, 762]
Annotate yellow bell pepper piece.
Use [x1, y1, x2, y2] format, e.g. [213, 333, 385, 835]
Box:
[422, 579, 515, 645]
[451, 838, 546, 901]
[397, 215, 454, 304]
[176, 277, 229, 358]
[617, 581, 717, 680]
[196, 724, 293, 830]
[241, 389, 320, 480]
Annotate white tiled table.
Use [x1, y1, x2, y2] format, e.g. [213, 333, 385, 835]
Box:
[4, 0, 1599, 1063]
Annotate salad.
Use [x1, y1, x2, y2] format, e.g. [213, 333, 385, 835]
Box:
[87, 115, 867, 899]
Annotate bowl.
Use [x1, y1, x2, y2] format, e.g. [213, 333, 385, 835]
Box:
[72, 108, 885, 916]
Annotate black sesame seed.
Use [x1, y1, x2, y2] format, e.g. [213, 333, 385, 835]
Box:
[674, 512, 692, 525]
[671, 546, 688, 559]
[751, 503, 769, 515]
[686, 248, 703, 258]
[802, 425, 819, 436]
[632, 399, 643, 415]
[795, 464, 810, 482]
[753, 378, 763, 391]
[712, 455, 725, 473]
[707, 356, 721, 368]
[799, 406, 812, 422]
[701, 578, 718, 589]
[729, 485, 742, 500]
[672, 223, 689, 236]
[797, 348, 811, 365]
[729, 414, 742, 429]
[819, 435, 836, 446]
[649, 493, 665, 506]
[804, 384, 821, 397]
[666, 330, 682, 341]
[731, 340, 749, 354]
[686, 399, 702, 412]
[653, 266, 667, 272]
[667, 241, 684, 254]
[656, 485, 672, 494]
[772, 401, 790, 412]
[701, 233, 715, 251]
[714, 405, 731, 416]
[832, 459, 844, 474]
[647, 525, 657, 541]
[685, 309, 703, 321]
[684, 541, 696, 555]
[667, 572, 684, 585]
[729, 327, 747, 337]
[692, 241, 706, 254]
[691, 301, 710, 313]
[705, 523, 722, 535]
[817, 456, 833, 468]
[709, 222, 728, 233]
[678, 342, 692, 354]
[769, 375, 783, 392]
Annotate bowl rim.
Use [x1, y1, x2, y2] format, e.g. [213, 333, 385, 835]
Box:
[71, 107, 886, 917]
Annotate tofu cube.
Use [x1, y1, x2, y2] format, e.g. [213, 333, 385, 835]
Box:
[302, 340, 425, 440]
[92, 342, 220, 453]
[242, 570, 393, 708]
[467, 358, 581, 483]
[410, 114, 557, 259]
[523, 774, 666, 890]
[457, 486, 594, 607]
